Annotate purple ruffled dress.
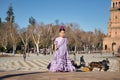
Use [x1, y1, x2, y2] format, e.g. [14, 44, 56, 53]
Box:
[49, 37, 75, 72]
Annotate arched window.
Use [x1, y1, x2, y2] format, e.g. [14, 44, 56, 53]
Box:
[116, 2, 117, 7]
[113, 2, 115, 8]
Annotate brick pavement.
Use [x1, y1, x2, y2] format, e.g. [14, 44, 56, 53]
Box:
[0, 71, 120, 80]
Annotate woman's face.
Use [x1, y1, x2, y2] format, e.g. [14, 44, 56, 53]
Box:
[59, 31, 65, 37]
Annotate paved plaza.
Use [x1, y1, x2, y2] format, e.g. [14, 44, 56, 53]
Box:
[0, 53, 120, 80]
[0, 53, 119, 72]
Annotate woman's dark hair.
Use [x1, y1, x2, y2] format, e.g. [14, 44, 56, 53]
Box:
[59, 26, 65, 32]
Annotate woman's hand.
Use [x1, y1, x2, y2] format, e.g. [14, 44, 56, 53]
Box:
[56, 48, 59, 51]
[54, 45, 58, 51]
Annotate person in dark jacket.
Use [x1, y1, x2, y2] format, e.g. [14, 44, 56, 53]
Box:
[80, 56, 85, 67]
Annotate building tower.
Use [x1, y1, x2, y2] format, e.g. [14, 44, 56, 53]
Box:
[103, 0, 120, 53]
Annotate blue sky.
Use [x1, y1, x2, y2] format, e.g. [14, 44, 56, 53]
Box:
[0, 0, 111, 34]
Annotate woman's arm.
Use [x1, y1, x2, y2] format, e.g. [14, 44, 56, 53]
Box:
[54, 38, 58, 51]
[54, 44, 57, 51]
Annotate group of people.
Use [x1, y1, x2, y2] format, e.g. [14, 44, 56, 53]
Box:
[71, 55, 86, 69]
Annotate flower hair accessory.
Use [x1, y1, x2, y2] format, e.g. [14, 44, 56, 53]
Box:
[60, 26, 65, 29]
[59, 26, 65, 32]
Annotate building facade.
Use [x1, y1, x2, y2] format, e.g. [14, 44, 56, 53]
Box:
[103, 0, 120, 53]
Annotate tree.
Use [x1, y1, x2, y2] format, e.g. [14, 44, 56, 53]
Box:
[19, 28, 31, 54]
[0, 18, 1, 25]
[5, 5, 18, 54]
[5, 5, 14, 23]
[9, 23, 19, 54]
[29, 17, 42, 55]
[93, 29, 105, 50]
[69, 23, 80, 52]
[55, 19, 59, 26]
[73, 29, 83, 51]
[0, 22, 8, 52]
[0, 18, 2, 28]
[29, 24, 44, 55]
[29, 17, 36, 26]
[65, 26, 74, 51]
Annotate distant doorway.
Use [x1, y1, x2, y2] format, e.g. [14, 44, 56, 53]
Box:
[117, 46, 120, 53]
[105, 45, 107, 50]
[112, 42, 116, 51]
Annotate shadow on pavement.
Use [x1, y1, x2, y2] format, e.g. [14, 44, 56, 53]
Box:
[0, 71, 47, 80]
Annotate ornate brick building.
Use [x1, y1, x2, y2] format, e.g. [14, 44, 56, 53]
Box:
[103, 0, 120, 53]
